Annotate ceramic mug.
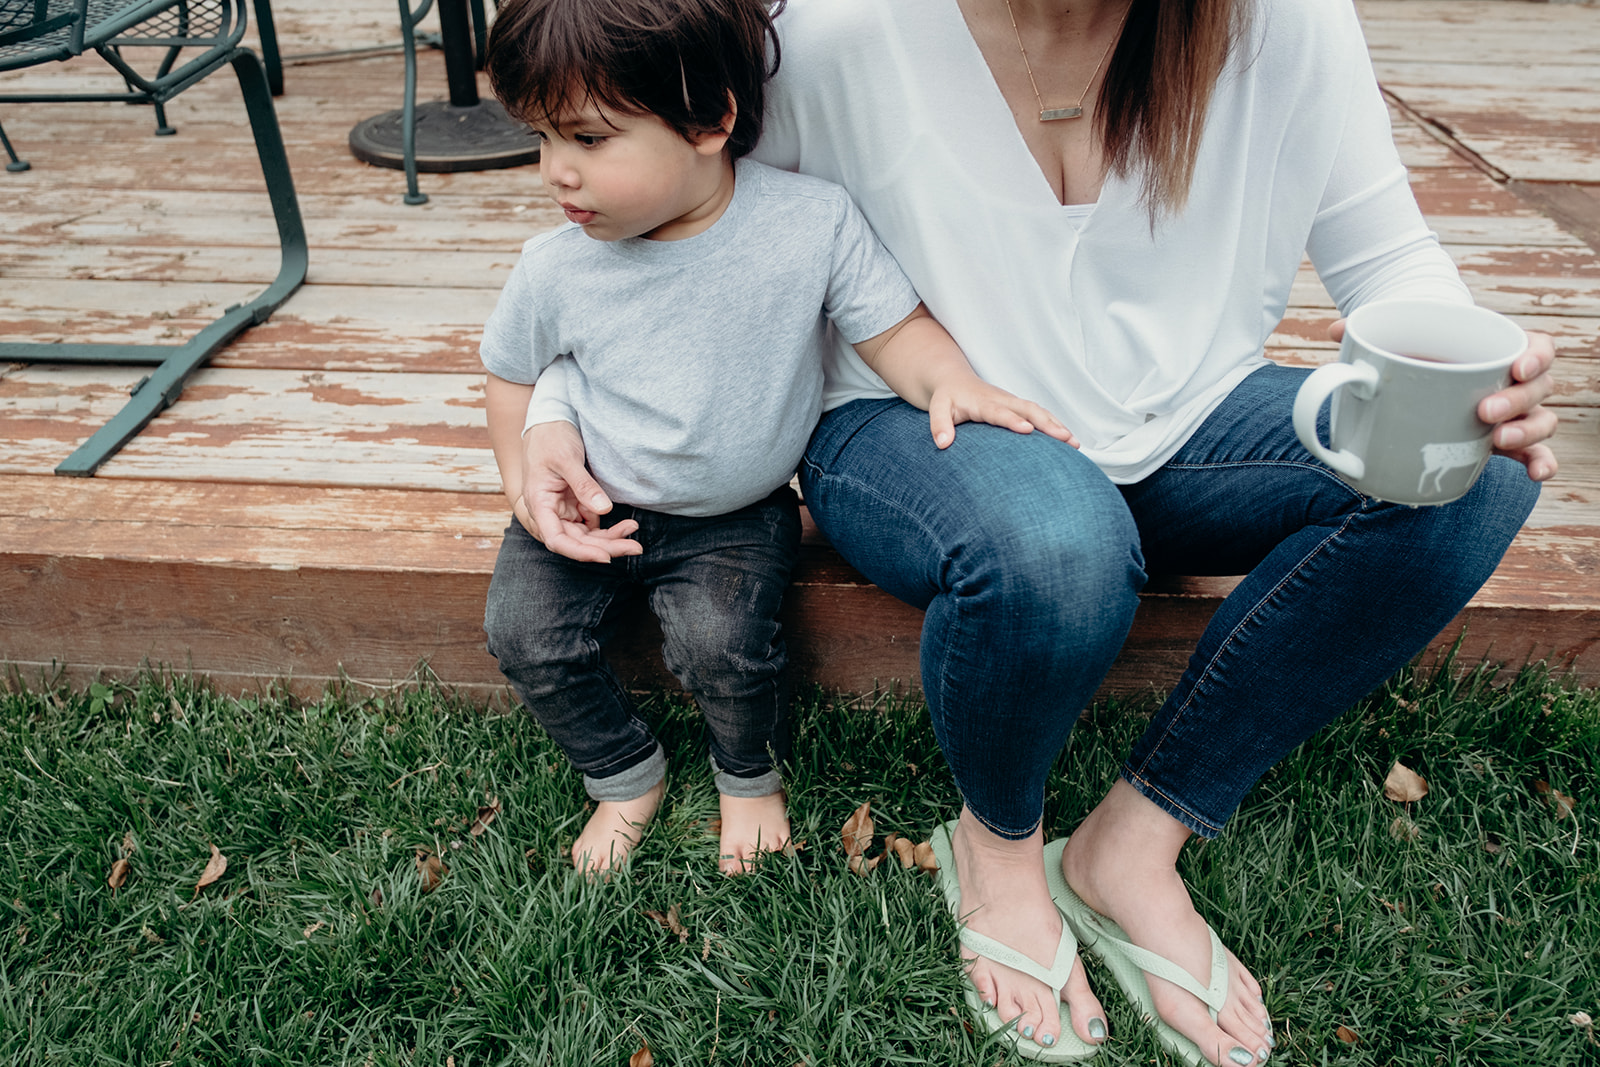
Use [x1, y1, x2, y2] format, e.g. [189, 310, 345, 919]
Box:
[1292, 298, 1527, 506]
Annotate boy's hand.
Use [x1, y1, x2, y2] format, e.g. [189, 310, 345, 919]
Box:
[520, 421, 643, 562]
[928, 377, 1079, 450]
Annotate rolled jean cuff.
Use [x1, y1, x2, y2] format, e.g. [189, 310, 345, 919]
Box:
[583, 744, 667, 803]
[1119, 765, 1224, 840]
[711, 756, 781, 799]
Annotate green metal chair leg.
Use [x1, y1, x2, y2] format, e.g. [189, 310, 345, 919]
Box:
[0, 117, 29, 170]
[252, 0, 282, 95]
[398, 0, 433, 205]
[49, 47, 307, 477]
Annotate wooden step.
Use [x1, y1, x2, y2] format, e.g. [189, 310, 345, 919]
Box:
[2, 475, 1596, 701]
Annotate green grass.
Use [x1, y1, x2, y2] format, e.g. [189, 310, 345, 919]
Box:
[1, 661, 1595, 1066]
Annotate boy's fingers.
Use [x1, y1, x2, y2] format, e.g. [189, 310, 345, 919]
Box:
[930, 396, 956, 450]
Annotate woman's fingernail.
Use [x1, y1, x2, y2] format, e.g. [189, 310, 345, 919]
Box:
[1228, 1048, 1254, 1066]
[1484, 397, 1511, 420]
[1499, 425, 1525, 447]
[1040, 1033, 1056, 1047]
[1088, 1017, 1107, 1040]
[1022, 1024, 1034, 1039]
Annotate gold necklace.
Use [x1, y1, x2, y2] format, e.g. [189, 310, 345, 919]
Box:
[1002, 0, 1129, 122]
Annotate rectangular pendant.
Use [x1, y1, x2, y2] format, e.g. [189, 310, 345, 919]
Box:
[1039, 106, 1083, 121]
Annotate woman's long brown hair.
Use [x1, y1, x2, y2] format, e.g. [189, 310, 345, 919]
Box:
[1097, 0, 1253, 221]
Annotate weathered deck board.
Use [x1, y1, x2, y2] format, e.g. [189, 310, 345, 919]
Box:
[1, 0, 1597, 700]
[1359, 1, 1600, 183]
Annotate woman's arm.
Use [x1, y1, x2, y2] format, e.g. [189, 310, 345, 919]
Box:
[1306, 5, 1557, 482]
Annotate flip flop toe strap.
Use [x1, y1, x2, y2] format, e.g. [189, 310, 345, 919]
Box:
[1102, 924, 1229, 1018]
[957, 923, 1078, 998]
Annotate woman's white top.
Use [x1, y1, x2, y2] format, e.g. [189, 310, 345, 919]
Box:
[753, 0, 1471, 482]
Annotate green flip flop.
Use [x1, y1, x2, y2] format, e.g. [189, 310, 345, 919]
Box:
[1045, 840, 1238, 1067]
[929, 821, 1098, 1062]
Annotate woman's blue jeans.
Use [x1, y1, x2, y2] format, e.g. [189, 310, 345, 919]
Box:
[799, 365, 1539, 839]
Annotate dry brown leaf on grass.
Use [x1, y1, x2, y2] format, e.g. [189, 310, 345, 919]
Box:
[1533, 780, 1577, 819]
[848, 853, 883, 876]
[1390, 816, 1421, 842]
[1384, 761, 1428, 803]
[841, 801, 873, 857]
[644, 904, 689, 943]
[914, 840, 938, 871]
[1483, 834, 1503, 855]
[108, 832, 137, 890]
[629, 1040, 654, 1067]
[1336, 1025, 1359, 1044]
[302, 921, 326, 939]
[891, 837, 916, 869]
[468, 796, 502, 837]
[416, 849, 446, 893]
[192, 844, 227, 898]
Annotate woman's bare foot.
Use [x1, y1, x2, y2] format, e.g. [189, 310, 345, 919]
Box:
[571, 778, 666, 874]
[951, 808, 1108, 1050]
[717, 791, 791, 874]
[1060, 780, 1273, 1066]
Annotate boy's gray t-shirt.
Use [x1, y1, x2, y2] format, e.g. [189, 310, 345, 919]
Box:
[480, 158, 920, 517]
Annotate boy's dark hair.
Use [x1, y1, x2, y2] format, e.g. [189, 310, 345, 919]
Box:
[486, 0, 782, 160]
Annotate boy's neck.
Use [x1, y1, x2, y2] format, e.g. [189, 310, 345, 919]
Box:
[645, 156, 738, 241]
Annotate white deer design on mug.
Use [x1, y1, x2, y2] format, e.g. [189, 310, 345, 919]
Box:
[1418, 440, 1484, 495]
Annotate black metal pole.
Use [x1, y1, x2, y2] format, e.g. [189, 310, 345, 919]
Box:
[437, 0, 479, 107]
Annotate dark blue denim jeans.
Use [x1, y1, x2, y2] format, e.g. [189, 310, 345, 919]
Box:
[799, 365, 1539, 839]
[484, 487, 800, 803]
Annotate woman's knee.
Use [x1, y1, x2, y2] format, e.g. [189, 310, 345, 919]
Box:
[959, 485, 1146, 627]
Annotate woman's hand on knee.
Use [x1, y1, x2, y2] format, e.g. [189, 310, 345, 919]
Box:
[1480, 330, 1559, 482]
[520, 421, 642, 561]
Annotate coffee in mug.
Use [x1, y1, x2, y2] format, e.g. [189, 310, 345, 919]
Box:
[1292, 298, 1527, 506]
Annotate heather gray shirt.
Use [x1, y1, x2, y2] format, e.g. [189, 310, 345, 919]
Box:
[481, 159, 920, 516]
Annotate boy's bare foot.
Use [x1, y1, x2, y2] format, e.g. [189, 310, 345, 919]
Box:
[951, 809, 1108, 1050]
[1061, 780, 1272, 1066]
[717, 791, 791, 874]
[571, 778, 666, 874]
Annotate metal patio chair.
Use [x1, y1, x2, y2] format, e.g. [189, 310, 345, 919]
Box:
[0, 0, 307, 476]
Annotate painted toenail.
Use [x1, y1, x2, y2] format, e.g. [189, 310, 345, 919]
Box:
[1267, 1032, 1276, 1047]
[1022, 1024, 1034, 1039]
[1228, 1048, 1254, 1066]
[1258, 1048, 1270, 1062]
[983, 999, 994, 1010]
[1088, 1018, 1107, 1040]
[1040, 1033, 1055, 1047]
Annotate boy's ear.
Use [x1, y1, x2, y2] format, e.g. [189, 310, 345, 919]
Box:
[691, 93, 737, 156]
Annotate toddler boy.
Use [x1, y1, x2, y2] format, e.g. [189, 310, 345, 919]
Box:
[479, 0, 1073, 874]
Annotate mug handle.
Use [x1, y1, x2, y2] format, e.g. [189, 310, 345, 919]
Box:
[1292, 360, 1381, 480]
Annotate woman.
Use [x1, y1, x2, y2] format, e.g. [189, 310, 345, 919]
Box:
[514, 0, 1559, 1062]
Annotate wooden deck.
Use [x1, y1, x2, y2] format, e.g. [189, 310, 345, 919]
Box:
[3, 0, 1597, 699]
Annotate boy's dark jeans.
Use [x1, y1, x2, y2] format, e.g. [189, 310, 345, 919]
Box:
[485, 486, 800, 803]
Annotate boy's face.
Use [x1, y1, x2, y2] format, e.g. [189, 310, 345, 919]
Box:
[531, 101, 733, 242]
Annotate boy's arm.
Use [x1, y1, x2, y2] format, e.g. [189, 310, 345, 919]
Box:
[484, 372, 641, 561]
[851, 304, 1078, 450]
